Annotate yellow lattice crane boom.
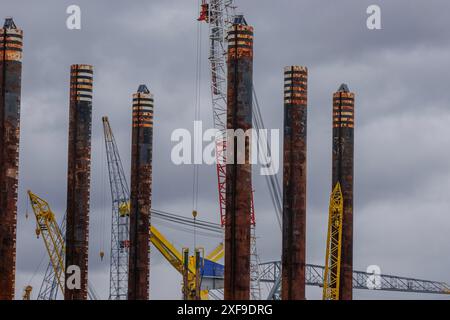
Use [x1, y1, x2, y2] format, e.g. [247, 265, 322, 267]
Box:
[28, 191, 100, 300]
[27, 190, 66, 296]
[323, 182, 344, 300]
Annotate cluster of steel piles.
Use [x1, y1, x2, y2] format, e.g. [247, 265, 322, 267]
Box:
[0, 15, 355, 301]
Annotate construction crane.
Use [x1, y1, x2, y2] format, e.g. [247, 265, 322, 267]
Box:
[150, 225, 224, 300]
[103, 116, 226, 299]
[27, 191, 99, 300]
[323, 183, 344, 300]
[28, 191, 66, 296]
[102, 116, 130, 300]
[198, 0, 262, 300]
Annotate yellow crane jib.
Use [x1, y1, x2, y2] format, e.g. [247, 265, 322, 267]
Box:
[27, 190, 66, 296]
[205, 242, 224, 262]
[149, 225, 224, 300]
[323, 182, 344, 300]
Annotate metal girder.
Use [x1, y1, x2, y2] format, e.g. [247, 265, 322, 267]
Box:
[258, 261, 450, 299]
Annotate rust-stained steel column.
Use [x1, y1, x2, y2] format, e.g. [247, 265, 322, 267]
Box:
[281, 66, 308, 300]
[224, 15, 253, 300]
[128, 85, 153, 300]
[332, 84, 355, 300]
[0, 17, 23, 300]
[65, 64, 93, 300]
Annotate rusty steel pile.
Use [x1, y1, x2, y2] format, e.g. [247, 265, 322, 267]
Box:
[0, 17, 23, 300]
[128, 85, 154, 300]
[331, 84, 355, 300]
[281, 66, 308, 300]
[65, 64, 94, 300]
[224, 15, 254, 300]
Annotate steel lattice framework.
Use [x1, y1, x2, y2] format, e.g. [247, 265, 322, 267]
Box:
[102, 117, 130, 300]
[259, 261, 450, 300]
[323, 182, 344, 300]
[37, 217, 66, 300]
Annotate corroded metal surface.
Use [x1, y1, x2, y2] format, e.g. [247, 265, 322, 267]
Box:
[65, 64, 93, 300]
[224, 18, 253, 300]
[128, 85, 153, 300]
[0, 18, 22, 300]
[281, 66, 307, 300]
[332, 84, 355, 300]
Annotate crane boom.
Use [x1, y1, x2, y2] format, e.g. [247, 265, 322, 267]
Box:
[28, 191, 99, 300]
[323, 182, 344, 300]
[28, 191, 66, 296]
[102, 116, 131, 300]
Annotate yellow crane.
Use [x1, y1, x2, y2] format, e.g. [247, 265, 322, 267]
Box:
[150, 225, 223, 300]
[22, 286, 33, 300]
[323, 182, 344, 300]
[28, 190, 224, 300]
[114, 200, 224, 299]
[28, 190, 66, 296]
[27, 191, 100, 300]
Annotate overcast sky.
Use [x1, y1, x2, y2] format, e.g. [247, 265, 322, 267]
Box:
[3, 0, 450, 300]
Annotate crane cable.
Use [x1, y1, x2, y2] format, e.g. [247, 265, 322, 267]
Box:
[192, 0, 203, 249]
[253, 87, 283, 230]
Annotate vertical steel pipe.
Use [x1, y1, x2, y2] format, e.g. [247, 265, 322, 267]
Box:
[224, 15, 253, 300]
[332, 84, 355, 300]
[128, 85, 153, 300]
[0, 17, 23, 300]
[281, 65, 308, 300]
[65, 64, 93, 300]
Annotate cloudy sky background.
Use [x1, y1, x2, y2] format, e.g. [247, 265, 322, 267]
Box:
[2, 0, 450, 299]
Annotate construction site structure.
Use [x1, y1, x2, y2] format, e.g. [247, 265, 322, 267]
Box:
[128, 85, 154, 300]
[224, 14, 253, 300]
[65, 64, 94, 300]
[0, 17, 23, 300]
[281, 66, 308, 300]
[331, 84, 355, 300]
[102, 117, 130, 300]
